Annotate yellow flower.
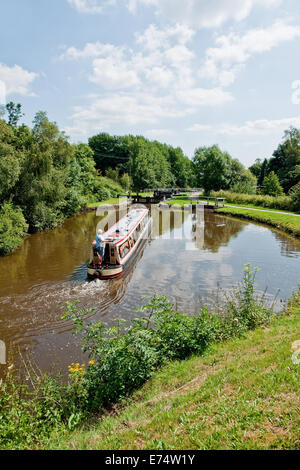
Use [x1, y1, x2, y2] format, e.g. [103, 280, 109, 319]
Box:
[89, 360, 95, 365]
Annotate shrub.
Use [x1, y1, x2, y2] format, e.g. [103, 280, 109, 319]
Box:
[62, 265, 273, 411]
[0, 203, 28, 255]
[230, 169, 257, 195]
[289, 182, 300, 211]
[262, 171, 284, 197]
[211, 190, 294, 211]
[0, 266, 274, 448]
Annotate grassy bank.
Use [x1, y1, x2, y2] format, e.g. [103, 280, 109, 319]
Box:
[1, 267, 299, 450]
[51, 290, 300, 450]
[216, 206, 300, 238]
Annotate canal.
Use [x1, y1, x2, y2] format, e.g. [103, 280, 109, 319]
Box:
[0, 205, 299, 377]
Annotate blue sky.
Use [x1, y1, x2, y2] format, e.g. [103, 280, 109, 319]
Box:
[1, 0, 300, 167]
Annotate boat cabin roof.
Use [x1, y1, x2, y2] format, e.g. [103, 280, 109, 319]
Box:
[101, 207, 148, 246]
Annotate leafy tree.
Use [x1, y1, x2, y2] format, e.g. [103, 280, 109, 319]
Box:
[193, 145, 232, 193]
[6, 102, 24, 127]
[258, 158, 269, 187]
[0, 203, 28, 255]
[231, 169, 257, 194]
[289, 182, 300, 211]
[89, 133, 130, 173]
[249, 158, 262, 179]
[120, 173, 131, 191]
[262, 171, 284, 197]
[0, 120, 22, 203]
[166, 146, 193, 187]
[106, 167, 119, 182]
[269, 127, 300, 192]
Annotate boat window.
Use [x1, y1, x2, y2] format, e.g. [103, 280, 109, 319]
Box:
[119, 241, 130, 259]
[133, 229, 138, 242]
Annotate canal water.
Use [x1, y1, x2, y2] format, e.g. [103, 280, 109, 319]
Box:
[0, 205, 299, 376]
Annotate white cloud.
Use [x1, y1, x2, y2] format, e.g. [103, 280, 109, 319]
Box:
[200, 20, 300, 87]
[60, 42, 119, 60]
[144, 128, 174, 138]
[0, 80, 6, 105]
[187, 116, 300, 136]
[67, 92, 194, 137]
[292, 80, 300, 105]
[177, 87, 234, 106]
[60, 24, 197, 91]
[90, 56, 140, 89]
[62, 24, 235, 136]
[127, 0, 282, 28]
[68, 0, 282, 28]
[67, 0, 115, 14]
[135, 23, 194, 51]
[0, 63, 38, 97]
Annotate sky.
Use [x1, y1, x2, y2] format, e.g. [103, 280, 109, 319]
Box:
[1, 0, 300, 167]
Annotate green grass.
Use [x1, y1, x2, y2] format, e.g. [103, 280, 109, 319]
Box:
[48, 290, 300, 450]
[221, 202, 299, 215]
[86, 197, 128, 208]
[216, 206, 300, 238]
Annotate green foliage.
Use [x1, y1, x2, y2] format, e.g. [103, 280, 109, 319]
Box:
[262, 171, 284, 197]
[120, 172, 131, 191]
[62, 265, 273, 411]
[249, 158, 263, 179]
[231, 169, 257, 194]
[88, 132, 194, 191]
[193, 145, 235, 193]
[0, 266, 276, 449]
[269, 127, 300, 192]
[289, 182, 300, 211]
[6, 102, 24, 127]
[0, 203, 28, 255]
[211, 190, 294, 211]
[0, 105, 121, 251]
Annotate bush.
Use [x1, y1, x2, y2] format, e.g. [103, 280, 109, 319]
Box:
[0, 266, 274, 448]
[62, 265, 273, 411]
[0, 203, 28, 255]
[289, 182, 300, 211]
[230, 169, 257, 195]
[262, 171, 284, 197]
[211, 190, 294, 211]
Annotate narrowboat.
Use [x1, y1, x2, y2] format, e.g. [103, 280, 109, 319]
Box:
[87, 207, 151, 280]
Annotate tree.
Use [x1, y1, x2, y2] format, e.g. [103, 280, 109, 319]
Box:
[0, 203, 28, 255]
[289, 182, 300, 211]
[6, 102, 24, 127]
[120, 173, 131, 191]
[193, 145, 232, 193]
[89, 133, 130, 173]
[249, 158, 262, 179]
[269, 127, 300, 192]
[231, 169, 257, 194]
[262, 171, 284, 196]
[0, 120, 21, 203]
[258, 158, 269, 187]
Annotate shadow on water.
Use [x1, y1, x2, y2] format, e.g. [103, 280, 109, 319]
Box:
[0, 206, 299, 376]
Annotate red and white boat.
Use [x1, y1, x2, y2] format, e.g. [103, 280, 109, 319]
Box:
[87, 206, 151, 279]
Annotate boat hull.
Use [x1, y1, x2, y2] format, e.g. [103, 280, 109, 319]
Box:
[87, 264, 123, 280]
